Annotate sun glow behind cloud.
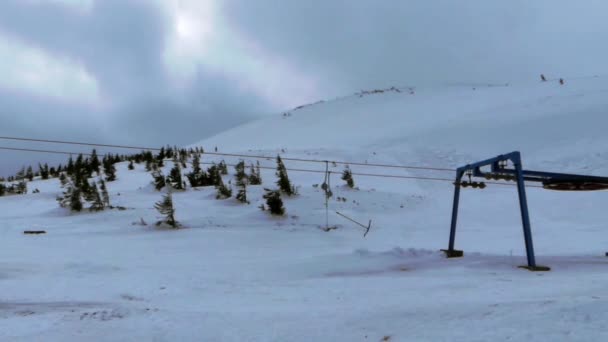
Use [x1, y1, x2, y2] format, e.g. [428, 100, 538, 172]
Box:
[161, 0, 323, 110]
[0, 31, 100, 106]
[162, 0, 216, 82]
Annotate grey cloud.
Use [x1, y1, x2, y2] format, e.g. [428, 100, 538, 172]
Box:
[0, 88, 108, 176]
[0, 0, 169, 99]
[3, 0, 608, 177]
[112, 66, 269, 146]
[0, 0, 272, 176]
[222, 0, 608, 93]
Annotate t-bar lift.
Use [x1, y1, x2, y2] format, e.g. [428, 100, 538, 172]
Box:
[442, 151, 608, 271]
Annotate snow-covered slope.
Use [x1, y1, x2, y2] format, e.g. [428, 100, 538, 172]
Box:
[3, 77, 608, 341]
[199, 77, 608, 174]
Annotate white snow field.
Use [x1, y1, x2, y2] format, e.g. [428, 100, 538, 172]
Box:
[3, 77, 608, 341]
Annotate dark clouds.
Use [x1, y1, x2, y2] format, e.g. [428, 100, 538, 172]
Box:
[222, 0, 608, 93]
[0, 0, 168, 100]
[2, 0, 608, 176]
[0, 0, 270, 175]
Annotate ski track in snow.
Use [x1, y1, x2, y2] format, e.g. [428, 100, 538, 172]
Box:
[3, 79, 608, 341]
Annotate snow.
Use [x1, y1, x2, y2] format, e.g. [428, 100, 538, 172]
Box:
[3, 77, 608, 341]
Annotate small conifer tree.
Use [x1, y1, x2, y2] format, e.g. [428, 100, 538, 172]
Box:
[89, 182, 105, 211]
[218, 161, 229, 175]
[90, 149, 101, 174]
[70, 187, 83, 212]
[152, 170, 166, 191]
[78, 173, 93, 196]
[82, 181, 98, 203]
[128, 160, 134, 170]
[276, 156, 296, 196]
[143, 150, 154, 164]
[234, 160, 247, 186]
[103, 159, 117, 182]
[179, 149, 188, 168]
[167, 163, 184, 190]
[59, 172, 69, 187]
[57, 182, 71, 207]
[263, 189, 285, 215]
[75, 154, 85, 175]
[26, 166, 34, 181]
[248, 162, 262, 185]
[66, 157, 75, 175]
[99, 179, 111, 207]
[155, 191, 178, 228]
[16, 180, 27, 194]
[215, 177, 232, 199]
[158, 147, 166, 161]
[236, 183, 248, 204]
[39, 163, 50, 180]
[341, 167, 355, 188]
[15, 167, 25, 181]
[207, 164, 222, 186]
[0, 184, 5, 196]
[186, 153, 212, 188]
[193, 153, 203, 172]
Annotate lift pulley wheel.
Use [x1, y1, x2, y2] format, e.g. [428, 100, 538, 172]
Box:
[543, 180, 608, 191]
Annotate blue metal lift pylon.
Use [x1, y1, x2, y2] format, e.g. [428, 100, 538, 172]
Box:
[442, 151, 608, 271]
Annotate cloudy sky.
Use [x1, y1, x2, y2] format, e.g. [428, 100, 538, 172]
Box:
[1, 0, 608, 175]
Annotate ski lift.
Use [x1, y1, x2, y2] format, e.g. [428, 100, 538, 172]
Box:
[459, 170, 486, 189]
[443, 151, 608, 271]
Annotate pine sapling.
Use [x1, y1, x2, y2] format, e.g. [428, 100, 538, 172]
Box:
[179, 150, 188, 168]
[276, 156, 296, 196]
[59, 172, 69, 187]
[89, 182, 105, 212]
[236, 183, 248, 204]
[39, 163, 50, 180]
[207, 164, 222, 187]
[26, 166, 34, 181]
[90, 149, 101, 174]
[99, 179, 111, 207]
[69, 187, 83, 212]
[82, 181, 98, 203]
[152, 170, 166, 191]
[16, 167, 26, 181]
[167, 163, 184, 190]
[191, 153, 202, 174]
[342, 167, 355, 188]
[248, 162, 262, 185]
[17, 181, 27, 195]
[263, 188, 285, 216]
[216, 177, 232, 199]
[186, 153, 212, 187]
[218, 161, 229, 175]
[234, 160, 247, 186]
[104, 160, 117, 182]
[155, 191, 179, 228]
[66, 157, 75, 175]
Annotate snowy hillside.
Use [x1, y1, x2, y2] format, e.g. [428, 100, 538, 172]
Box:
[200, 77, 608, 174]
[3, 77, 608, 341]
